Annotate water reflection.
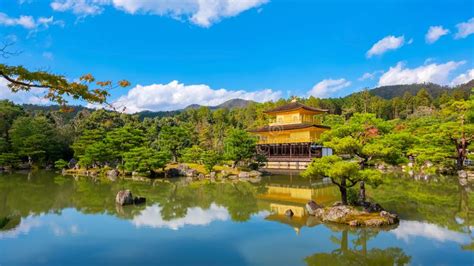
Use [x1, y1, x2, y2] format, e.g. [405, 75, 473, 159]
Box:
[132, 203, 230, 230]
[0, 171, 472, 265]
[305, 227, 411, 266]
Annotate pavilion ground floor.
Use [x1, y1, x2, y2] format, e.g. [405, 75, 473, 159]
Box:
[256, 142, 333, 170]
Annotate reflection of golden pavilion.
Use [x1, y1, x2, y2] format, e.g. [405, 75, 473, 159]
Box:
[258, 181, 339, 234]
[249, 100, 331, 170]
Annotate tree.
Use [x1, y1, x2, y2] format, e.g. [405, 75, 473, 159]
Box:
[321, 113, 395, 168]
[223, 129, 257, 168]
[181, 145, 204, 163]
[124, 147, 171, 177]
[201, 150, 221, 173]
[0, 44, 130, 109]
[158, 125, 191, 162]
[9, 116, 62, 165]
[54, 159, 68, 169]
[105, 125, 144, 166]
[79, 141, 113, 168]
[302, 156, 382, 205]
[0, 153, 20, 168]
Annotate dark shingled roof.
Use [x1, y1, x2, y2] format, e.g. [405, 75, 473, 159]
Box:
[249, 123, 330, 133]
[264, 102, 328, 114]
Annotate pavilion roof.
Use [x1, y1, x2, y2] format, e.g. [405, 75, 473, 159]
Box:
[263, 102, 328, 115]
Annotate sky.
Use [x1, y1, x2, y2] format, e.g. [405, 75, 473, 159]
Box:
[0, 0, 473, 112]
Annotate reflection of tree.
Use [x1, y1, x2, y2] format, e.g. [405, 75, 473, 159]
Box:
[368, 175, 471, 232]
[305, 226, 411, 266]
[0, 171, 261, 230]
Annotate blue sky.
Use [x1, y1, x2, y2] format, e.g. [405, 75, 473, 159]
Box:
[0, 0, 473, 112]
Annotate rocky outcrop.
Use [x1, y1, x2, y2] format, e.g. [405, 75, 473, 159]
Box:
[307, 201, 399, 227]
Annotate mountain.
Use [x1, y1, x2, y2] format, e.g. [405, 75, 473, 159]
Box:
[367, 80, 474, 99]
[184, 98, 255, 110]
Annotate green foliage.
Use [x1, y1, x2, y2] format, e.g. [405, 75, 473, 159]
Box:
[158, 125, 191, 162]
[302, 155, 382, 204]
[347, 187, 359, 205]
[223, 129, 257, 168]
[0, 153, 21, 168]
[200, 150, 221, 173]
[181, 145, 204, 163]
[124, 147, 171, 176]
[9, 116, 63, 164]
[54, 159, 68, 169]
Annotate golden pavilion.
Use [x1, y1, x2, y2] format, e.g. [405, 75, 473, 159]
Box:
[250, 100, 332, 170]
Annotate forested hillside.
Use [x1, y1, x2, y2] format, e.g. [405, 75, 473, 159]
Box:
[1, 80, 472, 173]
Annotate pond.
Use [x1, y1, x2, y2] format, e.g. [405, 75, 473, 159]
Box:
[0, 171, 472, 265]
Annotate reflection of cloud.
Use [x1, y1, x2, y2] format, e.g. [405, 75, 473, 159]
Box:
[132, 203, 230, 230]
[391, 220, 470, 244]
[0, 216, 42, 239]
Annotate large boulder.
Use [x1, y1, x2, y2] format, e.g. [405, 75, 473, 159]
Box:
[322, 205, 354, 223]
[305, 200, 323, 216]
[116, 190, 134, 206]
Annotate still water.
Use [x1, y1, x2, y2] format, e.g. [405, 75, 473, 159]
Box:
[0, 171, 472, 265]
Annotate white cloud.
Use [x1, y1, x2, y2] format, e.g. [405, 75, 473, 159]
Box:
[455, 17, 474, 39]
[451, 68, 474, 86]
[132, 203, 229, 230]
[0, 78, 51, 105]
[111, 80, 281, 113]
[391, 220, 470, 244]
[425, 26, 449, 44]
[358, 70, 383, 81]
[308, 78, 351, 98]
[51, 0, 107, 16]
[378, 60, 465, 86]
[366, 35, 405, 58]
[0, 12, 62, 30]
[50, 0, 268, 27]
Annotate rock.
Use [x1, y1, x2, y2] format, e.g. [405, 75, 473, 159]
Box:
[407, 162, 414, 168]
[249, 170, 262, 177]
[116, 190, 134, 206]
[458, 170, 468, 179]
[332, 201, 343, 207]
[228, 175, 238, 180]
[61, 168, 67, 175]
[285, 209, 294, 217]
[132, 171, 139, 176]
[107, 169, 119, 178]
[305, 200, 322, 216]
[166, 168, 180, 178]
[380, 210, 399, 224]
[349, 220, 360, 227]
[364, 219, 385, 227]
[198, 173, 205, 180]
[459, 177, 468, 187]
[220, 170, 229, 177]
[322, 205, 355, 223]
[186, 169, 197, 177]
[133, 197, 146, 205]
[238, 171, 250, 179]
[210, 172, 216, 179]
[362, 202, 384, 213]
[248, 176, 262, 183]
[185, 176, 194, 183]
